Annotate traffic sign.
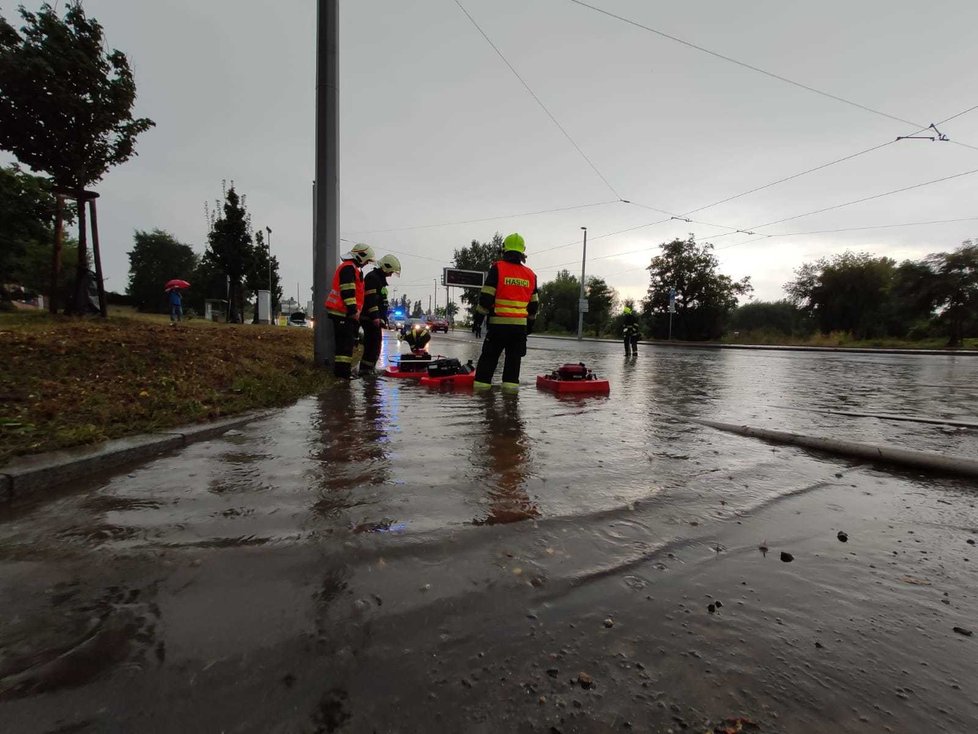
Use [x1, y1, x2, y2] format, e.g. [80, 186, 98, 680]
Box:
[442, 268, 486, 288]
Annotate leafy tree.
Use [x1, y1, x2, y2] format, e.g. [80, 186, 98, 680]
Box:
[643, 236, 752, 340]
[927, 242, 978, 347]
[126, 230, 198, 313]
[0, 164, 77, 300]
[583, 276, 617, 337]
[785, 252, 897, 338]
[452, 233, 502, 316]
[728, 300, 813, 338]
[411, 300, 424, 318]
[245, 228, 282, 323]
[203, 184, 253, 322]
[536, 270, 580, 333]
[0, 3, 154, 312]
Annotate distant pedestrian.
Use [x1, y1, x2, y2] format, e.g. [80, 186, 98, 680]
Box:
[168, 288, 183, 324]
[472, 233, 539, 389]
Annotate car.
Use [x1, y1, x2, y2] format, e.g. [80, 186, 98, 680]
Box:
[287, 311, 311, 328]
[427, 316, 449, 333]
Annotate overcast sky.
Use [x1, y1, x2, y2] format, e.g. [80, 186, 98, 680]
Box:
[10, 0, 978, 309]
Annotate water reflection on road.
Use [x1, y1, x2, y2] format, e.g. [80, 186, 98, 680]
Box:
[0, 332, 975, 553]
[2, 333, 978, 732]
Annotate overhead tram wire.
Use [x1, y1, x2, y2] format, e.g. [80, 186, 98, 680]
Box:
[343, 199, 621, 235]
[708, 165, 978, 248]
[566, 1, 978, 157]
[453, 0, 626, 201]
[678, 103, 978, 218]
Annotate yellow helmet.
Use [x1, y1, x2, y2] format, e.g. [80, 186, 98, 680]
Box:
[377, 254, 401, 276]
[502, 233, 525, 254]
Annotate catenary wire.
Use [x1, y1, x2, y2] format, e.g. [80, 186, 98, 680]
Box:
[566, 0, 978, 157]
[454, 0, 625, 200]
[706, 166, 978, 242]
[343, 199, 620, 235]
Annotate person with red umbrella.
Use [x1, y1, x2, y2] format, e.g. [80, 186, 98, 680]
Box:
[165, 279, 189, 324]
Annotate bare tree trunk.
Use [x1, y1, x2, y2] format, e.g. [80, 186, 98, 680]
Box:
[49, 195, 64, 314]
[69, 194, 89, 314]
[89, 198, 108, 318]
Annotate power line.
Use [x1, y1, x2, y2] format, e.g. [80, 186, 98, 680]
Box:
[567, 0, 918, 127]
[344, 199, 620, 235]
[454, 0, 625, 200]
[708, 166, 978, 240]
[567, 1, 978, 157]
[680, 103, 978, 217]
[764, 215, 978, 238]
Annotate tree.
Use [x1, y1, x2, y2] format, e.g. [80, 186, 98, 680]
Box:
[785, 251, 898, 338]
[0, 164, 77, 301]
[643, 236, 752, 340]
[203, 184, 253, 322]
[583, 276, 617, 337]
[536, 270, 580, 333]
[411, 300, 424, 318]
[245, 228, 282, 323]
[0, 3, 154, 311]
[452, 233, 502, 316]
[927, 242, 978, 347]
[126, 230, 198, 313]
[728, 300, 813, 338]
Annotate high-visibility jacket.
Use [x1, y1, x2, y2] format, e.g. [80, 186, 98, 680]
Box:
[486, 260, 537, 326]
[325, 260, 364, 318]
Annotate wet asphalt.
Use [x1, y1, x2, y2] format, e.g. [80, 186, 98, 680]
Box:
[0, 331, 976, 733]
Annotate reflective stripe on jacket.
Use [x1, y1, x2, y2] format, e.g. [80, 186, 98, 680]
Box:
[325, 260, 364, 318]
[487, 260, 537, 326]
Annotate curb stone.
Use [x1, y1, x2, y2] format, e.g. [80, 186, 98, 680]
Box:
[0, 410, 274, 502]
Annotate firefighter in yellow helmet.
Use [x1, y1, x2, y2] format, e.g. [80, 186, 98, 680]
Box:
[472, 233, 539, 389]
[324, 243, 375, 378]
[359, 254, 401, 376]
[622, 305, 640, 356]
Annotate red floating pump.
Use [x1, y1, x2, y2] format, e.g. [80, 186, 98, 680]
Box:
[536, 362, 610, 394]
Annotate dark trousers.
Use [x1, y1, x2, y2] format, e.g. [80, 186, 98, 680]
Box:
[624, 332, 638, 355]
[329, 315, 359, 378]
[475, 326, 527, 385]
[360, 320, 383, 371]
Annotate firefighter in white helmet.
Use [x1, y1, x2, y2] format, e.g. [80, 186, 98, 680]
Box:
[359, 254, 401, 376]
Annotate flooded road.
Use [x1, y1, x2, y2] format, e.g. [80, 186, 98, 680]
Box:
[1, 332, 976, 732]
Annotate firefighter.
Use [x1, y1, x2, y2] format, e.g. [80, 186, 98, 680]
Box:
[324, 242, 375, 378]
[622, 305, 640, 356]
[472, 233, 539, 389]
[402, 322, 431, 354]
[359, 254, 401, 376]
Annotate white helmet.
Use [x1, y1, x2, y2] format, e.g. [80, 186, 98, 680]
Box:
[343, 242, 376, 265]
[376, 254, 401, 276]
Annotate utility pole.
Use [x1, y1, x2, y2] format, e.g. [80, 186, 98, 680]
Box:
[313, 0, 339, 364]
[433, 278, 438, 314]
[266, 226, 273, 324]
[576, 226, 588, 340]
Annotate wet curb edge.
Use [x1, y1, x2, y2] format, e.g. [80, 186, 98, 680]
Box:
[0, 410, 275, 503]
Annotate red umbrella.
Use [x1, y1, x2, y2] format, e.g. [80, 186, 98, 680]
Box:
[165, 279, 190, 291]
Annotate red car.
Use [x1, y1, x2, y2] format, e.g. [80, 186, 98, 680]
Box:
[426, 317, 449, 333]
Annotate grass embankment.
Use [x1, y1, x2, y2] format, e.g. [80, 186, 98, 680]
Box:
[0, 310, 331, 465]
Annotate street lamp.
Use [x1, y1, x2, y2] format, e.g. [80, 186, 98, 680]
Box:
[266, 226, 273, 324]
[577, 226, 587, 341]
